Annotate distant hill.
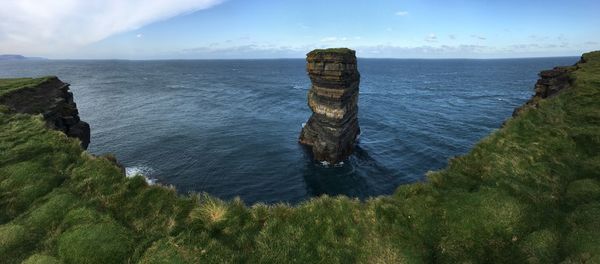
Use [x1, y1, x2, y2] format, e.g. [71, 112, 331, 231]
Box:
[0, 54, 47, 61]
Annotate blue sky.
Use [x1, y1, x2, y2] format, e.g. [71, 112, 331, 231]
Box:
[1, 0, 599, 59]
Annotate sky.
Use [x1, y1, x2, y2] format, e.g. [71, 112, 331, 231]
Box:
[1, 0, 599, 59]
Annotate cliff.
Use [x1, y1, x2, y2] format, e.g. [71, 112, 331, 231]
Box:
[0, 76, 90, 149]
[0, 55, 47, 61]
[0, 54, 27, 60]
[299, 48, 361, 163]
[513, 65, 576, 117]
[0, 51, 598, 263]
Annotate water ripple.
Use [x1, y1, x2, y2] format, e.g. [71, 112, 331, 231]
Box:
[0, 57, 579, 204]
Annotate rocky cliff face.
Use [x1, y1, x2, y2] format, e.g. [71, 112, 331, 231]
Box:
[512, 65, 575, 117]
[0, 76, 90, 149]
[299, 48, 361, 163]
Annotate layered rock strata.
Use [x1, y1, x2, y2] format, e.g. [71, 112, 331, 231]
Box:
[0, 76, 90, 149]
[512, 64, 577, 117]
[299, 48, 361, 163]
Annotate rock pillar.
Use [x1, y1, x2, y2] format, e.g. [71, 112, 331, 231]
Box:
[299, 48, 361, 163]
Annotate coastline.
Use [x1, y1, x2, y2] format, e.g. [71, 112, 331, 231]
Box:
[0, 51, 598, 263]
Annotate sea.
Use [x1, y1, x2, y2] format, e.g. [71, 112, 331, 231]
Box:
[0, 57, 579, 204]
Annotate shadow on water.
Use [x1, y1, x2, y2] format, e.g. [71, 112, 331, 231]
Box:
[301, 145, 398, 199]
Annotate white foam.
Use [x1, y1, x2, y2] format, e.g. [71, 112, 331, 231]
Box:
[319, 160, 345, 167]
[301, 122, 306, 128]
[125, 166, 157, 185]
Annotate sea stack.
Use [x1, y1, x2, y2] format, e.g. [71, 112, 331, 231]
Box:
[299, 48, 361, 163]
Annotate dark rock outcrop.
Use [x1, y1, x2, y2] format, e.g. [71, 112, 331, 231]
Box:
[512, 64, 577, 117]
[510, 54, 598, 118]
[0, 76, 90, 149]
[299, 48, 361, 163]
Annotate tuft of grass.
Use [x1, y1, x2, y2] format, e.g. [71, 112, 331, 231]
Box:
[564, 178, 600, 208]
[138, 237, 191, 264]
[57, 223, 134, 264]
[60, 207, 112, 229]
[200, 199, 227, 224]
[188, 195, 229, 228]
[518, 229, 560, 264]
[0, 161, 65, 222]
[562, 202, 600, 262]
[0, 223, 30, 260]
[437, 188, 529, 263]
[21, 254, 61, 264]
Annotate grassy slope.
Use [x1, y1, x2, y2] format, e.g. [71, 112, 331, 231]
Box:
[0, 77, 54, 97]
[0, 51, 599, 264]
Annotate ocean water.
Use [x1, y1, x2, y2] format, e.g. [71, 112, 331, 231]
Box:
[0, 57, 579, 204]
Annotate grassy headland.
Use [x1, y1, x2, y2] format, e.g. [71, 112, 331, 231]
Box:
[0, 77, 54, 97]
[0, 51, 599, 263]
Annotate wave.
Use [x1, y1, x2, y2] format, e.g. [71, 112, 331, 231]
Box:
[292, 84, 306, 90]
[166, 84, 187, 89]
[319, 160, 345, 167]
[125, 166, 157, 185]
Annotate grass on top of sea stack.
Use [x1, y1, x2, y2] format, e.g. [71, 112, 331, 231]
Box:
[0, 76, 55, 96]
[307, 47, 355, 55]
[0, 51, 598, 263]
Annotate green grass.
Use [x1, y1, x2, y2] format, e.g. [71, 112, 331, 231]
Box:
[21, 254, 61, 264]
[0, 51, 598, 263]
[58, 223, 134, 264]
[307, 48, 355, 55]
[0, 76, 54, 96]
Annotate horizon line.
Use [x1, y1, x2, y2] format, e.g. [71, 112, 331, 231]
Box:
[11, 55, 582, 61]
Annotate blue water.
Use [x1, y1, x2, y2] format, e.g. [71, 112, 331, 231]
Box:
[0, 57, 578, 203]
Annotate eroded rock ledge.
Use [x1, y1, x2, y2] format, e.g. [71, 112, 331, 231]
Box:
[299, 48, 361, 163]
[0, 76, 90, 149]
[512, 60, 581, 117]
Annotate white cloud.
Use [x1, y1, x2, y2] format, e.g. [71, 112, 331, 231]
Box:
[0, 0, 225, 55]
[470, 34, 487, 40]
[395, 11, 409, 16]
[356, 44, 493, 58]
[320, 36, 350, 42]
[425, 33, 437, 42]
[180, 44, 307, 59]
[136, 34, 143, 38]
[176, 43, 583, 59]
[297, 23, 310, 30]
[320, 37, 338, 42]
